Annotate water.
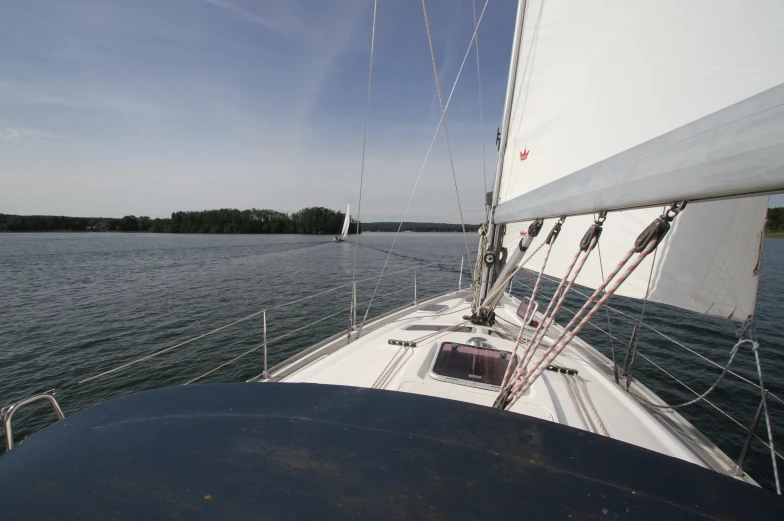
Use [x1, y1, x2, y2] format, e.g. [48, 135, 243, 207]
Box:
[1, 232, 782, 491]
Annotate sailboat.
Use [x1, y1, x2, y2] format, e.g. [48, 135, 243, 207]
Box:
[2, 0, 784, 518]
[333, 203, 351, 242]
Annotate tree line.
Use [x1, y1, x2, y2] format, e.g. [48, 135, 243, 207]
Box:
[0, 207, 360, 235]
[766, 207, 784, 233]
[362, 222, 480, 232]
[12, 206, 780, 234]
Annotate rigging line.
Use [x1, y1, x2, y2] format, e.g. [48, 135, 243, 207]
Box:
[351, 0, 378, 290]
[510, 280, 784, 467]
[515, 278, 784, 418]
[356, 0, 490, 334]
[71, 263, 450, 389]
[633, 350, 784, 465]
[506, 279, 630, 346]
[184, 306, 351, 385]
[626, 214, 661, 378]
[597, 240, 619, 383]
[472, 0, 488, 199]
[508, 236, 660, 406]
[528, 269, 783, 401]
[631, 339, 757, 410]
[422, 0, 474, 279]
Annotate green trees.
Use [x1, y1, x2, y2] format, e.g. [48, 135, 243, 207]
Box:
[766, 207, 784, 233]
[117, 215, 139, 232]
[0, 207, 359, 234]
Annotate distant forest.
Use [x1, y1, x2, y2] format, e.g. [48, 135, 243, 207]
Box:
[766, 207, 784, 235]
[0, 207, 360, 235]
[13, 207, 781, 235]
[362, 222, 480, 233]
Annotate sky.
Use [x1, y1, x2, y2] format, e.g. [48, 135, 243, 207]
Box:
[3, 1, 781, 223]
[0, 0, 519, 223]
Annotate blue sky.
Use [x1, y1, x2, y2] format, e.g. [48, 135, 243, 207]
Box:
[0, 0, 518, 222]
[3, 1, 781, 222]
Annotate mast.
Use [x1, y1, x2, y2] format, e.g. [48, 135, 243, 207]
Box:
[478, 0, 527, 305]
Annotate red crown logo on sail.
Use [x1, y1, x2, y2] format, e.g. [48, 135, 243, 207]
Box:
[520, 148, 529, 161]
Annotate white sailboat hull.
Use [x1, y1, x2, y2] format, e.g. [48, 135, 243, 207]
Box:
[254, 289, 756, 487]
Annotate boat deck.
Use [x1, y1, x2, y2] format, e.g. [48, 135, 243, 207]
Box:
[258, 289, 754, 485]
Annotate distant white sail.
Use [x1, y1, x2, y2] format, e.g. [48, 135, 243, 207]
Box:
[341, 203, 351, 239]
[493, 0, 784, 320]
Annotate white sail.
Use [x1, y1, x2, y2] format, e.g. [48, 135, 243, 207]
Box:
[341, 203, 351, 239]
[493, 0, 784, 320]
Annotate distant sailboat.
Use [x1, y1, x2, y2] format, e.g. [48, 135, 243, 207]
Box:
[333, 203, 350, 242]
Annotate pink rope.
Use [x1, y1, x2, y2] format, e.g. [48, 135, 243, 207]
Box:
[506, 238, 659, 408]
[503, 235, 598, 400]
[497, 241, 554, 392]
[520, 249, 583, 370]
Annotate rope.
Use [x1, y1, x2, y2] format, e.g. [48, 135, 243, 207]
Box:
[507, 237, 657, 408]
[597, 241, 619, 382]
[502, 227, 600, 404]
[372, 345, 408, 389]
[636, 350, 784, 464]
[472, 0, 488, 197]
[625, 223, 660, 386]
[629, 339, 757, 410]
[422, 0, 474, 282]
[575, 376, 608, 436]
[350, 0, 378, 296]
[497, 240, 556, 394]
[754, 344, 782, 494]
[511, 277, 784, 476]
[532, 268, 784, 402]
[357, 0, 491, 333]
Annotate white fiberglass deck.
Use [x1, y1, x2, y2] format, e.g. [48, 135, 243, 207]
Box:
[259, 290, 753, 485]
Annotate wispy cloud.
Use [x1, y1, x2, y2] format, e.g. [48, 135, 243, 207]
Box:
[201, 0, 304, 36]
[0, 121, 64, 148]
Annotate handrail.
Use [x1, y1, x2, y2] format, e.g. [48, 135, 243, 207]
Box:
[185, 273, 457, 385]
[2, 393, 65, 451]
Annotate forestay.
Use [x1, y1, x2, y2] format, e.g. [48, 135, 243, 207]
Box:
[494, 0, 784, 321]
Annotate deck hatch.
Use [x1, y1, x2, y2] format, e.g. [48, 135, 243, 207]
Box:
[431, 342, 512, 387]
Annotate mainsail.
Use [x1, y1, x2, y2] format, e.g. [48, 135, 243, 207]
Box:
[341, 203, 351, 239]
[490, 0, 784, 320]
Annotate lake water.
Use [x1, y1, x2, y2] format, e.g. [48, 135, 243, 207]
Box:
[1, 232, 783, 491]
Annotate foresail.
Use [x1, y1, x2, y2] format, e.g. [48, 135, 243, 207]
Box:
[502, 197, 768, 321]
[492, 0, 783, 320]
[496, 0, 784, 208]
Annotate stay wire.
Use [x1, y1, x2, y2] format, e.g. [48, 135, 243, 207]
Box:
[422, 0, 474, 281]
[350, 0, 378, 290]
[357, 0, 491, 333]
[597, 240, 619, 383]
[472, 0, 488, 199]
